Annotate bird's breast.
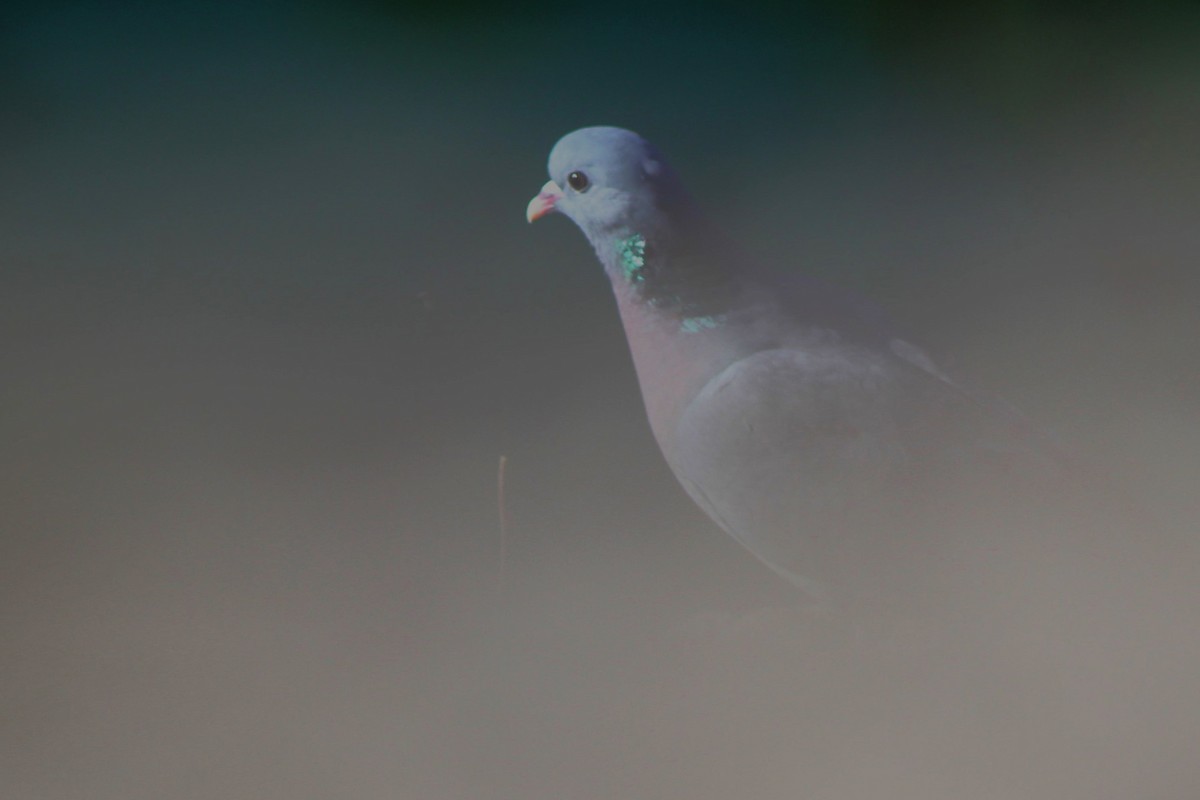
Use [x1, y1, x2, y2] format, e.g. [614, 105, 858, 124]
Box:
[608, 278, 755, 457]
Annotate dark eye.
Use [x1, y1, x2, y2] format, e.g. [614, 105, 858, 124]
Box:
[567, 171, 589, 191]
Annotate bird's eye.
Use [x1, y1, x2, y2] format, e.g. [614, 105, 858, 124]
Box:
[567, 171, 589, 191]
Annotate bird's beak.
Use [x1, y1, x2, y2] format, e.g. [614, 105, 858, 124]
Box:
[526, 180, 564, 223]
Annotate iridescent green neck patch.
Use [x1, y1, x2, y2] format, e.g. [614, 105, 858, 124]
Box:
[680, 314, 723, 333]
[614, 233, 727, 332]
[615, 233, 647, 284]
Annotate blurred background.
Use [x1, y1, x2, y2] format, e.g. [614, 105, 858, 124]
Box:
[2, 1, 1198, 797]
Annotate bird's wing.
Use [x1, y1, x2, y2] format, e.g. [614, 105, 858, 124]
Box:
[668, 339, 1072, 591]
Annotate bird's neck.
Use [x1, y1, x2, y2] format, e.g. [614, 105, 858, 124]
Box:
[595, 228, 741, 332]
[593, 227, 762, 456]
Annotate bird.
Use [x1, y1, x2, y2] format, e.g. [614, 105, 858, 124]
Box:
[524, 126, 1144, 605]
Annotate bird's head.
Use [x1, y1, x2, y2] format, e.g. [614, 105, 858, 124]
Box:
[526, 126, 685, 245]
